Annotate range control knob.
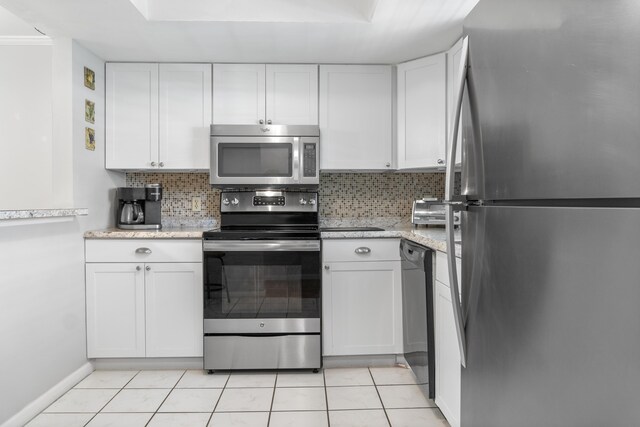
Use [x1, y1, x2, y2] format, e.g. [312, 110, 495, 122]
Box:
[299, 198, 308, 205]
[308, 199, 316, 205]
[222, 198, 230, 206]
[231, 198, 240, 206]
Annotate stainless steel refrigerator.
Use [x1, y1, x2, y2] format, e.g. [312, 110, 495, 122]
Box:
[444, 1, 640, 426]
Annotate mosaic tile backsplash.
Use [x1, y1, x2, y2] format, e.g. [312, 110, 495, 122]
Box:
[126, 172, 446, 222]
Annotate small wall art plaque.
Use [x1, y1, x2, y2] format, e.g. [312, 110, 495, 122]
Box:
[85, 127, 95, 151]
[85, 99, 95, 124]
[84, 66, 95, 90]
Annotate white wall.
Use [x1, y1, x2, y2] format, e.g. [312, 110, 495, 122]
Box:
[0, 40, 124, 426]
[0, 44, 55, 209]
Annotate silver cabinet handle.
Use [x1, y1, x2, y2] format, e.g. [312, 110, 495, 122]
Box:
[267, 119, 272, 125]
[259, 119, 264, 124]
[159, 162, 164, 167]
[135, 247, 152, 254]
[438, 158, 445, 165]
[324, 265, 330, 270]
[385, 162, 391, 168]
[355, 247, 371, 254]
[145, 265, 151, 271]
[136, 265, 141, 271]
[150, 161, 156, 167]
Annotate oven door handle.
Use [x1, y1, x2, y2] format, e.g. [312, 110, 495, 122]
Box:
[203, 240, 320, 252]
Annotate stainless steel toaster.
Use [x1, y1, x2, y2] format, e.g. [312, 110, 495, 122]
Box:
[412, 198, 460, 227]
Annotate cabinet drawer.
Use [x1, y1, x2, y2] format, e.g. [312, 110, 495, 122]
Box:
[435, 250, 461, 286]
[86, 239, 202, 263]
[323, 239, 400, 263]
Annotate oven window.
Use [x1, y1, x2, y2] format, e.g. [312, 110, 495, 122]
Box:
[218, 143, 292, 177]
[204, 251, 320, 319]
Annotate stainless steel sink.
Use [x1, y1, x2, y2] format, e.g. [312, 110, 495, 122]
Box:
[320, 226, 385, 232]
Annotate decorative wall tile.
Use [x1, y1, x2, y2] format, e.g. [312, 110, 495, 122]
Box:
[126, 172, 447, 221]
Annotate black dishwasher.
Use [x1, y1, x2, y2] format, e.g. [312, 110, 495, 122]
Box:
[400, 239, 435, 399]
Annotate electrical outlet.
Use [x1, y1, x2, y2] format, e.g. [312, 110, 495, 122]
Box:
[192, 196, 201, 212]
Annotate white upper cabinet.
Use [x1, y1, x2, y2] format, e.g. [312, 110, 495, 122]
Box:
[397, 53, 447, 170]
[213, 64, 318, 125]
[159, 64, 212, 170]
[212, 64, 266, 125]
[447, 38, 464, 168]
[266, 64, 318, 125]
[106, 63, 159, 170]
[106, 63, 212, 170]
[319, 65, 393, 170]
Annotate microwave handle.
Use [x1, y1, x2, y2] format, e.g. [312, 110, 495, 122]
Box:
[292, 137, 300, 183]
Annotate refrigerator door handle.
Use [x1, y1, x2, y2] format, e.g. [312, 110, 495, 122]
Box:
[445, 36, 469, 368]
[446, 203, 467, 367]
[445, 36, 469, 202]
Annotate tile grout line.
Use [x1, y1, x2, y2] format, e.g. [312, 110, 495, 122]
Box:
[81, 369, 143, 427]
[323, 369, 331, 427]
[207, 371, 231, 426]
[369, 367, 393, 427]
[266, 371, 278, 427]
[141, 370, 188, 427]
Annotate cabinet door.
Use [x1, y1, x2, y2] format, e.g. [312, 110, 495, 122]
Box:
[447, 38, 464, 168]
[213, 64, 266, 125]
[86, 263, 145, 358]
[323, 261, 402, 355]
[266, 64, 318, 125]
[106, 63, 159, 169]
[159, 64, 212, 170]
[435, 279, 461, 427]
[145, 263, 203, 357]
[397, 54, 447, 170]
[319, 65, 393, 170]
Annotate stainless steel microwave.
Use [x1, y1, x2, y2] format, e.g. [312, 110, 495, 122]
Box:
[210, 125, 320, 188]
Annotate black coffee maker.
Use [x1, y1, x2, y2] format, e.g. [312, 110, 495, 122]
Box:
[116, 184, 162, 230]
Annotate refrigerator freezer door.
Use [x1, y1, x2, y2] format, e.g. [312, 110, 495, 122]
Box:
[463, 0, 640, 201]
[461, 205, 640, 427]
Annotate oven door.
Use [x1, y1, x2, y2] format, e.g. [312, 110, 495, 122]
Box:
[203, 240, 321, 334]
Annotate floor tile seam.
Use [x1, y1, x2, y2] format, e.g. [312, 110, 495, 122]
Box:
[369, 367, 392, 427]
[142, 369, 188, 427]
[266, 381, 277, 427]
[323, 369, 331, 427]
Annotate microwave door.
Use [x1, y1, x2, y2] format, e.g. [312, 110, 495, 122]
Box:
[210, 136, 297, 187]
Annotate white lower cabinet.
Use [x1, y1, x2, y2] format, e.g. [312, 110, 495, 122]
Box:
[85, 240, 203, 359]
[322, 239, 402, 356]
[145, 263, 203, 357]
[434, 251, 461, 427]
[86, 263, 146, 358]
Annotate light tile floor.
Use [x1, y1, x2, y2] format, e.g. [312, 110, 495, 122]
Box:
[27, 367, 450, 427]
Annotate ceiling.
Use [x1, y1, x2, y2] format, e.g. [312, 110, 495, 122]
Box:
[0, 0, 479, 63]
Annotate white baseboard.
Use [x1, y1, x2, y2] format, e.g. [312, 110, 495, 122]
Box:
[1, 362, 94, 427]
[91, 357, 203, 370]
[322, 354, 402, 368]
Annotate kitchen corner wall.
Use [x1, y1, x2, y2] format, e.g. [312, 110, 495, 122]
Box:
[126, 172, 446, 222]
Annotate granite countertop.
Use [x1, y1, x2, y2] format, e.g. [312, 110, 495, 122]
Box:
[84, 217, 461, 255]
[1, 208, 88, 221]
[84, 226, 214, 239]
[319, 218, 462, 257]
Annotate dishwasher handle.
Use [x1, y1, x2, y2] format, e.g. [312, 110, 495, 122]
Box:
[400, 240, 427, 265]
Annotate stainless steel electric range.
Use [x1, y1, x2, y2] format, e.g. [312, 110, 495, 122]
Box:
[202, 190, 321, 372]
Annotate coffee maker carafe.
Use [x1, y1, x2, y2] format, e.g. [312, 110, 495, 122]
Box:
[116, 184, 162, 230]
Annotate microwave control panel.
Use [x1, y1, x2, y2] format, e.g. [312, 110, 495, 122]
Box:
[302, 143, 317, 177]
